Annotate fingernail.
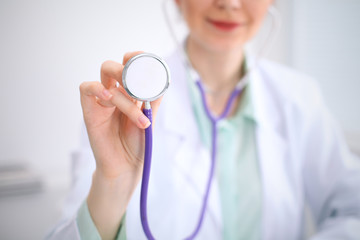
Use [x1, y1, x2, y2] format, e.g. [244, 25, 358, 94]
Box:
[138, 115, 151, 128]
[102, 89, 112, 99]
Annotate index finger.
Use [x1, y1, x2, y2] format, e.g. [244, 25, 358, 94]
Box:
[100, 51, 144, 89]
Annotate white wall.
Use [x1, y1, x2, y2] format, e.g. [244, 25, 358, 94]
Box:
[0, 0, 359, 190]
[0, 0, 176, 188]
[292, 0, 360, 133]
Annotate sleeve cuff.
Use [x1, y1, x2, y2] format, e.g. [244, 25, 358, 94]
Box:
[116, 213, 127, 240]
[76, 200, 102, 240]
[76, 200, 127, 240]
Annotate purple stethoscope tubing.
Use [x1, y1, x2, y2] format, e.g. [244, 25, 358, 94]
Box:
[139, 83, 242, 240]
[140, 105, 155, 240]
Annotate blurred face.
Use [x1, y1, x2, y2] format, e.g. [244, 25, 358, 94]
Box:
[176, 0, 273, 53]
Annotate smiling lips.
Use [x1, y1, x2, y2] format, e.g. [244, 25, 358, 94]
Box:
[208, 19, 243, 31]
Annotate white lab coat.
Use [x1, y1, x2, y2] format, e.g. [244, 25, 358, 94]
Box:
[47, 49, 360, 240]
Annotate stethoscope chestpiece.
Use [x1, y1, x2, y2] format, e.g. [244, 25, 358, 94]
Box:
[122, 53, 170, 103]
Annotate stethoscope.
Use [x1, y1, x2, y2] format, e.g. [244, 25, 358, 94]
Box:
[122, 52, 244, 240]
[122, 3, 281, 240]
[122, 53, 171, 240]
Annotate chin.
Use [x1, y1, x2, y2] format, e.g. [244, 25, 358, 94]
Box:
[205, 37, 245, 54]
[188, 32, 246, 55]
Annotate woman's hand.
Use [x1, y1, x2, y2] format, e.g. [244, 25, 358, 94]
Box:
[79, 51, 163, 240]
[80, 51, 163, 179]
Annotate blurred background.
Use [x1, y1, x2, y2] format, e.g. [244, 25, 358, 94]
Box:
[0, 0, 359, 239]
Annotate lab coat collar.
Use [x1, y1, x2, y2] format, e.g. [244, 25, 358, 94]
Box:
[248, 60, 283, 131]
[161, 45, 283, 136]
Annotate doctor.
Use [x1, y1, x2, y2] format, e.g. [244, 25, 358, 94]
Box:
[48, 0, 360, 239]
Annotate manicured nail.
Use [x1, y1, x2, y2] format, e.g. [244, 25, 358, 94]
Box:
[138, 115, 151, 128]
[102, 89, 112, 99]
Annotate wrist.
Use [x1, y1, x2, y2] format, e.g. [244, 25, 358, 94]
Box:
[91, 169, 139, 201]
[93, 167, 138, 182]
[87, 169, 140, 239]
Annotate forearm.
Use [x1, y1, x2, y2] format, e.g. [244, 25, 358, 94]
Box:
[87, 170, 138, 240]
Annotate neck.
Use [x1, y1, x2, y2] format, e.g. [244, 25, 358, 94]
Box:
[186, 37, 245, 93]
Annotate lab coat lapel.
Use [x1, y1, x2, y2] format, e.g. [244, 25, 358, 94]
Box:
[250, 67, 299, 240]
[160, 51, 223, 231]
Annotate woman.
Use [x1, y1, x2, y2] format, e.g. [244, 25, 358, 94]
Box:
[48, 0, 360, 239]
